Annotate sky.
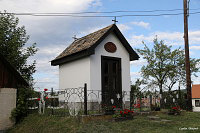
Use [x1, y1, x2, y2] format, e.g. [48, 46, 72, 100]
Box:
[1, 0, 200, 91]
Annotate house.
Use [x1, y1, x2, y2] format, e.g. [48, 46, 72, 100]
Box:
[0, 54, 29, 130]
[192, 84, 200, 112]
[51, 24, 139, 108]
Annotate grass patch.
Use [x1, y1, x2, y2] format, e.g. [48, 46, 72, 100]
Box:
[8, 111, 200, 133]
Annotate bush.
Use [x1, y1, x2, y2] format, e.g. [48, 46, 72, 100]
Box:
[11, 87, 38, 123]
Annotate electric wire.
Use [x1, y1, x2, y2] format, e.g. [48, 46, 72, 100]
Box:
[1, 8, 200, 17]
[2, 8, 200, 14]
[3, 12, 199, 17]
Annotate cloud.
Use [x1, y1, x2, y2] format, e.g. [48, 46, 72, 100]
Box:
[1, 0, 100, 13]
[118, 24, 131, 32]
[92, 0, 102, 7]
[130, 30, 200, 46]
[190, 46, 200, 50]
[130, 72, 142, 84]
[0, 0, 105, 90]
[79, 23, 110, 37]
[131, 21, 150, 29]
[130, 72, 141, 77]
[130, 59, 147, 66]
[1, 0, 104, 46]
[192, 76, 200, 85]
[37, 45, 67, 57]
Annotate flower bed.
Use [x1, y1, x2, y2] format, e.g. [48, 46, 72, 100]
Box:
[168, 106, 181, 115]
[112, 108, 134, 122]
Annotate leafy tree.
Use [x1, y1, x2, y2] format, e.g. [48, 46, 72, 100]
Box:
[164, 48, 200, 91]
[0, 11, 38, 85]
[136, 38, 200, 108]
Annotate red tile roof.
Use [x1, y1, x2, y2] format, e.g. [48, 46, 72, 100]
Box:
[192, 84, 200, 98]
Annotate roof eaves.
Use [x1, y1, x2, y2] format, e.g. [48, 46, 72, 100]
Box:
[51, 49, 94, 66]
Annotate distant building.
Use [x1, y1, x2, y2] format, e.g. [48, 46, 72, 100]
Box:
[192, 84, 200, 112]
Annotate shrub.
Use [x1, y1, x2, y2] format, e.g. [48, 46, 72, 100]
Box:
[11, 87, 38, 123]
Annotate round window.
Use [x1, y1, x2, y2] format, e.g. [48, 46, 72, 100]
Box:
[104, 42, 117, 53]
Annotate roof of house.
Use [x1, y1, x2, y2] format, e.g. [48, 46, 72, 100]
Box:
[192, 84, 200, 98]
[0, 53, 29, 88]
[51, 24, 139, 66]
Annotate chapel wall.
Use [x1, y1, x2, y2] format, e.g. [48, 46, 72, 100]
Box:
[90, 32, 131, 100]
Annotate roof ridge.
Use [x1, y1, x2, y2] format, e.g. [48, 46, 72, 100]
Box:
[73, 24, 114, 43]
[54, 24, 114, 60]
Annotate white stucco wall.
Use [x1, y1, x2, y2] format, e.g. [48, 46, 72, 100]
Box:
[0, 88, 16, 130]
[59, 57, 90, 90]
[90, 32, 131, 92]
[192, 99, 200, 112]
[59, 32, 132, 103]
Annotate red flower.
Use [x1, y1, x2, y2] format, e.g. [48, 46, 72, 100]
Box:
[112, 105, 116, 108]
[45, 97, 48, 99]
[134, 104, 140, 108]
[172, 107, 178, 110]
[124, 109, 129, 112]
[131, 111, 134, 113]
[120, 111, 123, 114]
[37, 98, 40, 101]
[124, 111, 128, 114]
[44, 88, 48, 91]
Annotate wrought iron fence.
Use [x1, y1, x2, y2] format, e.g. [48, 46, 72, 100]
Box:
[28, 84, 165, 116]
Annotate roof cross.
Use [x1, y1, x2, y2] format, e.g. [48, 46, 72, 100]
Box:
[72, 35, 77, 41]
[112, 16, 118, 24]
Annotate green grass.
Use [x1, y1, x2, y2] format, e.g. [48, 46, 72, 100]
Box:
[8, 111, 200, 133]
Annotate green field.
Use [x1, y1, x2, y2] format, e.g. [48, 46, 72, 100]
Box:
[8, 111, 200, 133]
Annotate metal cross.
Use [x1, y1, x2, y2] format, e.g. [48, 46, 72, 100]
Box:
[112, 16, 118, 24]
[72, 35, 77, 41]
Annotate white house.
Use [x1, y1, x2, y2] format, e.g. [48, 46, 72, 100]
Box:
[51, 24, 139, 107]
[192, 84, 200, 112]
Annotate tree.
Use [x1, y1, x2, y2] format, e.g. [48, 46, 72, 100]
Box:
[164, 48, 200, 92]
[0, 11, 38, 85]
[136, 38, 200, 108]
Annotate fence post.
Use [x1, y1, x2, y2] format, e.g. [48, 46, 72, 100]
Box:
[130, 91, 133, 110]
[51, 87, 54, 115]
[140, 91, 142, 112]
[150, 95, 152, 111]
[84, 83, 87, 115]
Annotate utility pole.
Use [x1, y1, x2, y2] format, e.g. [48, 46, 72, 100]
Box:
[183, 0, 192, 111]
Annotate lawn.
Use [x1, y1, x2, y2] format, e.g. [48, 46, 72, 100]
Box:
[8, 111, 200, 133]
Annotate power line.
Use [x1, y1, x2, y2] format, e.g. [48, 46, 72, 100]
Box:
[2, 8, 200, 15]
[1, 11, 200, 17]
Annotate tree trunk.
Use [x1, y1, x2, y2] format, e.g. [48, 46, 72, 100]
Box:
[159, 84, 163, 109]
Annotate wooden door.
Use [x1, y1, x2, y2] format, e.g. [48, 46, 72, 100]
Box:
[101, 56, 122, 108]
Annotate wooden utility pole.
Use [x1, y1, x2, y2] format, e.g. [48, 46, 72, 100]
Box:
[183, 0, 192, 111]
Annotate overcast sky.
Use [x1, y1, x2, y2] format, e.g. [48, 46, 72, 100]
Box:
[1, 0, 200, 91]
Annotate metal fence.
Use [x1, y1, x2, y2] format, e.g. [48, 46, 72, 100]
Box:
[28, 84, 162, 116]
